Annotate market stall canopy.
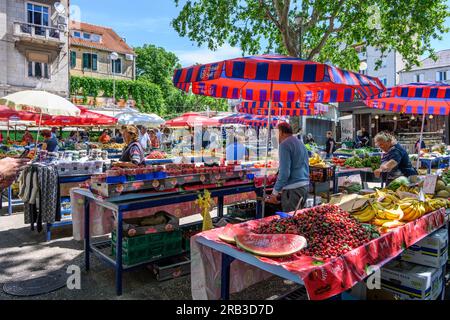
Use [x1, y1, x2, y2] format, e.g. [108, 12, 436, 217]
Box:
[364, 83, 450, 115]
[40, 106, 118, 127]
[0, 90, 81, 116]
[219, 113, 285, 128]
[237, 101, 325, 116]
[0, 105, 52, 122]
[165, 112, 220, 127]
[115, 111, 165, 127]
[173, 54, 386, 103]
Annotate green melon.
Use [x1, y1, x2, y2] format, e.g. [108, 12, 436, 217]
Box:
[235, 234, 307, 258]
[435, 180, 447, 192]
[436, 190, 450, 198]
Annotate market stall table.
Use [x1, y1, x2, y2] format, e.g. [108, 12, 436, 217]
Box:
[333, 167, 373, 194]
[192, 208, 447, 300]
[75, 183, 265, 296]
[419, 156, 450, 174]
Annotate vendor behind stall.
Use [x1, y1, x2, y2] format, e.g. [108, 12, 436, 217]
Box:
[120, 125, 145, 165]
[41, 130, 59, 152]
[22, 129, 34, 145]
[266, 122, 310, 212]
[374, 132, 417, 181]
[99, 129, 111, 144]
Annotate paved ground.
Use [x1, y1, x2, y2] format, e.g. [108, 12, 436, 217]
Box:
[0, 212, 301, 300]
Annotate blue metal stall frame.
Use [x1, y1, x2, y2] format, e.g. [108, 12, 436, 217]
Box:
[75, 183, 264, 296]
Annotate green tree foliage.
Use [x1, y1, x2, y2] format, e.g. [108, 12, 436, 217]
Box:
[134, 44, 229, 116]
[172, 0, 449, 71]
[70, 76, 165, 115]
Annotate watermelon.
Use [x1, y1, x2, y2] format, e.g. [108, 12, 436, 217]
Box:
[234, 234, 307, 258]
[218, 224, 247, 244]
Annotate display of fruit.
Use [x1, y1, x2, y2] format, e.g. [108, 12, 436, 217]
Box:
[147, 151, 167, 159]
[331, 157, 347, 167]
[255, 204, 379, 259]
[387, 176, 410, 191]
[309, 153, 327, 168]
[101, 143, 125, 150]
[235, 233, 307, 258]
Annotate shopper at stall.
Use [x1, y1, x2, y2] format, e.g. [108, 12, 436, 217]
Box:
[21, 129, 34, 145]
[305, 133, 315, 144]
[415, 138, 426, 154]
[138, 126, 150, 151]
[149, 130, 160, 150]
[99, 129, 111, 144]
[0, 157, 30, 189]
[120, 125, 145, 165]
[266, 122, 310, 212]
[374, 132, 417, 181]
[161, 128, 173, 151]
[41, 130, 59, 152]
[361, 127, 371, 146]
[226, 134, 248, 162]
[113, 131, 124, 144]
[51, 127, 59, 139]
[325, 131, 336, 158]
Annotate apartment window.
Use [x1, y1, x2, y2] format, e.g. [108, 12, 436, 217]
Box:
[91, 34, 101, 43]
[28, 61, 49, 79]
[27, 3, 49, 36]
[83, 32, 91, 40]
[73, 31, 81, 38]
[70, 51, 77, 69]
[82, 53, 98, 71]
[436, 71, 447, 82]
[415, 73, 425, 83]
[112, 59, 122, 74]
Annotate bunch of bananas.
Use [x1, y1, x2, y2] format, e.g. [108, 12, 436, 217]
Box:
[398, 199, 427, 222]
[396, 185, 420, 195]
[309, 153, 327, 168]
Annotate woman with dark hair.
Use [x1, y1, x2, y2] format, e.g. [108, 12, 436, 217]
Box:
[41, 129, 59, 152]
[119, 125, 145, 165]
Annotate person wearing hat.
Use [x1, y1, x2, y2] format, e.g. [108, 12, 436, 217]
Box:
[120, 125, 145, 165]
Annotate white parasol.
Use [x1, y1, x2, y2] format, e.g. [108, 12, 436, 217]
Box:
[115, 112, 165, 127]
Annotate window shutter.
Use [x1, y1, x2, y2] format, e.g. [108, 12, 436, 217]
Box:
[70, 51, 76, 68]
[28, 61, 33, 77]
[446, 70, 450, 81]
[419, 74, 425, 82]
[83, 53, 89, 69]
[436, 71, 441, 82]
[92, 54, 98, 71]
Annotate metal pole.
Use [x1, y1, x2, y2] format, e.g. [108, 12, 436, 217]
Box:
[261, 82, 274, 218]
[417, 112, 426, 171]
[34, 112, 43, 154]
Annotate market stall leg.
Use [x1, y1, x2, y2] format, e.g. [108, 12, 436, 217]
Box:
[8, 186, 12, 215]
[115, 209, 123, 296]
[255, 188, 263, 219]
[220, 253, 235, 300]
[217, 195, 224, 218]
[84, 197, 90, 271]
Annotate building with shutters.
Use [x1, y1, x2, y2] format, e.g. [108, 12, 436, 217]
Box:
[399, 49, 450, 84]
[0, 0, 70, 97]
[69, 20, 136, 80]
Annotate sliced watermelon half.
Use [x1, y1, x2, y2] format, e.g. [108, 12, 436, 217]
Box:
[235, 234, 307, 258]
[218, 224, 248, 244]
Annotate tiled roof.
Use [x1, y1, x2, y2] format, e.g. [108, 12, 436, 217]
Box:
[69, 20, 135, 55]
[401, 49, 450, 72]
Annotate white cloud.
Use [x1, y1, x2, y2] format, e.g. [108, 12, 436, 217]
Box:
[175, 44, 243, 66]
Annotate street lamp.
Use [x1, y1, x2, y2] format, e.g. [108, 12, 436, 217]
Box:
[110, 51, 119, 115]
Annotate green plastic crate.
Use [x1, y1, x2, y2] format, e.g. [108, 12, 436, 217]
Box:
[111, 230, 183, 266]
[180, 222, 203, 252]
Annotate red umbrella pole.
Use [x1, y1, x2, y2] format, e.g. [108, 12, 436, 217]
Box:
[261, 81, 274, 218]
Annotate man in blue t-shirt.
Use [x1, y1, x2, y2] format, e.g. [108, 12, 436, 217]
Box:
[373, 132, 417, 180]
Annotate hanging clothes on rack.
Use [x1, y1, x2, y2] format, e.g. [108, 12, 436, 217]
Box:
[19, 161, 61, 233]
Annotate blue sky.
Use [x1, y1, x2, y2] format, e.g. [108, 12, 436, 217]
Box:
[70, 0, 450, 67]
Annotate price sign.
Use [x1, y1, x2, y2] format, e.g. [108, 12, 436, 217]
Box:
[422, 175, 438, 194]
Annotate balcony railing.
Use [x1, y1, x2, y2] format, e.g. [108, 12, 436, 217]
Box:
[13, 22, 65, 43]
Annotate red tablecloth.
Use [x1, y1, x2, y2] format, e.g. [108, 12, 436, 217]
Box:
[192, 208, 446, 300]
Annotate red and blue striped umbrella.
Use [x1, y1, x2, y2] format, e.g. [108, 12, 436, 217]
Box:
[173, 54, 385, 103]
[237, 101, 324, 116]
[364, 83, 450, 115]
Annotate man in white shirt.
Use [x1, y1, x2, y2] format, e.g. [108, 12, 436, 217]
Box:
[138, 126, 150, 151]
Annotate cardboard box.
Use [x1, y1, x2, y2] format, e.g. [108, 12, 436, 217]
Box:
[401, 228, 448, 268]
[379, 260, 442, 300]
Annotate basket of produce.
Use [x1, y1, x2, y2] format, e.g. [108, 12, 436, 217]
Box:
[115, 211, 179, 238]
